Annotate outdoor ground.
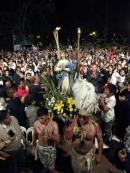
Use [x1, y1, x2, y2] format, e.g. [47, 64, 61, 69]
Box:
[23, 144, 122, 173]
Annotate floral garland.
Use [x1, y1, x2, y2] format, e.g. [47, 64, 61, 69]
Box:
[73, 127, 88, 142]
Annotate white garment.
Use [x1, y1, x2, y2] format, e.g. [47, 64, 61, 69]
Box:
[25, 69, 34, 77]
[62, 76, 70, 91]
[55, 59, 70, 72]
[101, 95, 116, 122]
[73, 79, 99, 114]
[110, 72, 125, 85]
[55, 59, 70, 92]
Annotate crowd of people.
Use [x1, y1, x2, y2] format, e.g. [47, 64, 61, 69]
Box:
[0, 44, 130, 173]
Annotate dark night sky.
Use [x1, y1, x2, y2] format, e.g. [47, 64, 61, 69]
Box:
[56, 0, 130, 37]
[1, 0, 130, 40]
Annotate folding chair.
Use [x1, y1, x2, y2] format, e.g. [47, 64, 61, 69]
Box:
[26, 127, 34, 145]
[20, 126, 27, 149]
[95, 137, 109, 149]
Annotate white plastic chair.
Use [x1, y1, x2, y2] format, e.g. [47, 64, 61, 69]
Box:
[95, 138, 109, 149]
[111, 135, 121, 143]
[26, 127, 34, 145]
[20, 126, 27, 149]
[20, 126, 27, 138]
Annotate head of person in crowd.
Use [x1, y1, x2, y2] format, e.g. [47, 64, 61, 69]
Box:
[91, 63, 98, 73]
[2, 65, 8, 71]
[7, 87, 18, 99]
[42, 67, 49, 77]
[116, 63, 122, 72]
[4, 78, 13, 88]
[17, 78, 29, 98]
[16, 67, 21, 74]
[117, 82, 126, 93]
[24, 95, 36, 106]
[32, 75, 41, 85]
[108, 65, 113, 74]
[0, 109, 11, 125]
[18, 78, 25, 88]
[77, 109, 95, 126]
[99, 61, 104, 69]
[119, 68, 126, 77]
[104, 83, 117, 97]
[25, 72, 32, 81]
[37, 107, 49, 124]
[4, 69, 10, 78]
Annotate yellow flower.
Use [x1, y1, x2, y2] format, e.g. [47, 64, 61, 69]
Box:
[67, 97, 75, 105]
[54, 101, 64, 112]
[69, 108, 73, 112]
[69, 105, 72, 109]
[61, 109, 63, 113]
[63, 113, 67, 117]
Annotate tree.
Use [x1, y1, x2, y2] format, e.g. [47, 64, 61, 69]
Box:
[0, 0, 58, 48]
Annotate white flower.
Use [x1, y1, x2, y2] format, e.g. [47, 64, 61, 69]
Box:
[51, 97, 55, 103]
[126, 125, 130, 135]
[48, 102, 51, 106]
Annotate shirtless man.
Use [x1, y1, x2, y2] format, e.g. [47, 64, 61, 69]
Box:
[32, 107, 60, 173]
[64, 110, 103, 173]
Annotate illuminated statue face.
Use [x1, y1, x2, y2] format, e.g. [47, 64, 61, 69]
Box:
[61, 52, 65, 59]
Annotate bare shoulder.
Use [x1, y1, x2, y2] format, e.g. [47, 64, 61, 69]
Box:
[51, 120, 58, 128]
[33, 120, 39, 128]
[89, 117, 98, 126]
[89, 118, 101, 132]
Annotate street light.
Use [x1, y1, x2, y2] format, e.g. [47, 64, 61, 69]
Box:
[89, 31, 97, 37]
[92, 31, 96, 35]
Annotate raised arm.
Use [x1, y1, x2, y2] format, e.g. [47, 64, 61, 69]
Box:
[32, 127, 38, 155]
[96, 123, 103, 163]
[52, 122, 60, 143]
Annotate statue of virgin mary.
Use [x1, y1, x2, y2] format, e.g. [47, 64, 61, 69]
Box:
[55, 51, 75, 92]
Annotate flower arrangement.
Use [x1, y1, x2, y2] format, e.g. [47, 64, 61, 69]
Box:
[53, 96, 77, 121]
[42, 76, 77, 122]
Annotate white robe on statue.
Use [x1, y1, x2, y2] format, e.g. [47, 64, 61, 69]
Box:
[55, 59, 70, 92]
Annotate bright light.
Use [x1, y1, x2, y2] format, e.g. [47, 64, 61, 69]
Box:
[77, 28, 81, 34]
[89, 31, 97, 37]
[37, 35, 40, 39]
[92, 32, 96, 35]
[56, 27, 61, 31]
